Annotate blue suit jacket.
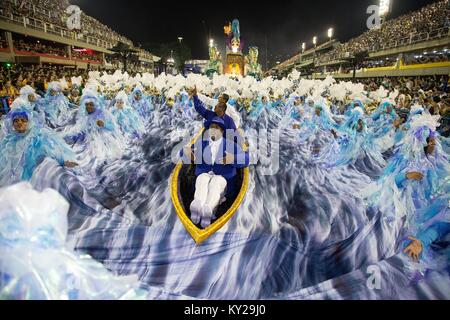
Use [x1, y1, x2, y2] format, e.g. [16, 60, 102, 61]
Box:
[193, 95, 237, 131]
[182, 137, 249, 196]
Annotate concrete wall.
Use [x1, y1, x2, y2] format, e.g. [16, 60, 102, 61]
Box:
[369, 37, 450, 59]
[313, 37, 450, 68]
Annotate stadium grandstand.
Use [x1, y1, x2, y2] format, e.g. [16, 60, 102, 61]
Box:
[0, 0, 159, 72]
[1, 0, 450, 303]
[270, 0, 450, 79]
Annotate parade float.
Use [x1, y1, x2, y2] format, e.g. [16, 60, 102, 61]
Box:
[205, 43, 223, 77]
[224, 19, 245, 76]
[244, 46, 263, 80]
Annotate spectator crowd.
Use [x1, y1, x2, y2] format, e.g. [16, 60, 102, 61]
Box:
[1, 0, 133, 48]
[12, 37, 103, 63]
[317, 0, 449, 63]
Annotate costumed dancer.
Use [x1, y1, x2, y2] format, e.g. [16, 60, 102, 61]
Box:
[0, 105, 77, 187]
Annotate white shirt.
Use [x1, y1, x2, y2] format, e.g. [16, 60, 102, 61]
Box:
[209, 137, 222, 165]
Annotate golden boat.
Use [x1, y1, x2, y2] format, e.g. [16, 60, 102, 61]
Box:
[170, 129, 249, 244]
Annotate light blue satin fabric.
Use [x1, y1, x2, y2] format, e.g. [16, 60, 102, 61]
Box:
[0, 108, 75, 188]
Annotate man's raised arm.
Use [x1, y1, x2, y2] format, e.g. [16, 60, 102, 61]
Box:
[189, 86, 215, 120]
[197, 93, 217, 109]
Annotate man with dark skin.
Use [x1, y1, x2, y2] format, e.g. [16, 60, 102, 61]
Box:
[68, 88, 80, 105]
[28, 93, 37, 104]
[115, 99, 124, 110]
[12, 116, 28, 134]
[402, 137, 437, 182]
[182, 117, 249, 228]
[49, 88, 57, 97]
[85, 101, 104, 128]
[183, 123, 235, 166]
[315, 106, 339, 138]
[134, 91, 142, 101]
[188, 86, 235, 129]
[12, 114, 78, 168]
[356, 119, 364, 132]
[399, 136, 441, 262]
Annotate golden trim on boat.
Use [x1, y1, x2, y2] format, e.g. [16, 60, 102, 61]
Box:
[170, 128, 249, 244]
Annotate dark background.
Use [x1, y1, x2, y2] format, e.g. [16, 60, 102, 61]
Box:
[70, 0, 440, 69]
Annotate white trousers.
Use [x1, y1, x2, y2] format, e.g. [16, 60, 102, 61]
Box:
[194, 173, 227, 212]
[190, 173, 227, 227]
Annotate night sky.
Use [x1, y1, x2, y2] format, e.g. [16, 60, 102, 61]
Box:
[70, 0, 440, 68]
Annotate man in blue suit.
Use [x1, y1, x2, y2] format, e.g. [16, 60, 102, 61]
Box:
[182, 117, 249, 228]
[189, 86, 237, 131]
